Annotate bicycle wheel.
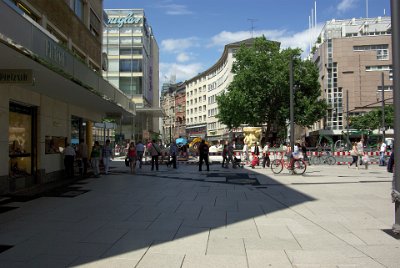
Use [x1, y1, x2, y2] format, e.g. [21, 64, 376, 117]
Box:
[271, 159, 283, 174]
[326, 156, 336, 165]
[311, 156, 320, 165]
[293, 159, 307, 175]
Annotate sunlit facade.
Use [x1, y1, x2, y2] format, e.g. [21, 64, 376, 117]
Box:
[103, 9, 161, 141]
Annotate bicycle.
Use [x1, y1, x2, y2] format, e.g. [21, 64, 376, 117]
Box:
[310, 151, 336, 165]
[270, 155, 307, 175]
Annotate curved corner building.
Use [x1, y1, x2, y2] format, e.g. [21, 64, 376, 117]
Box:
[185, 38, 255, 142]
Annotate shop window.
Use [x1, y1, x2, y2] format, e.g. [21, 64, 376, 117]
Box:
[9, 103, 35, 178]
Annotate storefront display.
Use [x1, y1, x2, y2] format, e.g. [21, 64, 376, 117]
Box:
[9, 103, 34, 178]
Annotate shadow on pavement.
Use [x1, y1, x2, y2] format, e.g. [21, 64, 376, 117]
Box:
[0, 160, 316, 266]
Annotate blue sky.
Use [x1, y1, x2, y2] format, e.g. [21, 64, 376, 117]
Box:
[104, 0, 391, 84]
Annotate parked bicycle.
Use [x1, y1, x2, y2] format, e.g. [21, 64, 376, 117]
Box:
[310, 151, 336, 165]
[271, 155, 307, 175]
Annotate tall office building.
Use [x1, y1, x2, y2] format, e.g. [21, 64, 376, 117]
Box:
[311, 17, 393, 137]
[103, 9, 161, 142]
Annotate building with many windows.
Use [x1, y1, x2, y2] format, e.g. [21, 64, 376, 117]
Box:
[185, 39, 255, 142]
[311, 16, 393, 137]
[103, 9, 161, 142]
[0, 0, 135, 194]
[160, 82, 186, 144]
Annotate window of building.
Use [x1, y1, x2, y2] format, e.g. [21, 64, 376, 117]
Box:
[119, 77, 142, 96]
[120, 36, 132, 45]
[377, 85, 393, 91]
[120, 47, 142, 55]
[11, 0, 40, 22]
[108, 36, 119, 45]
[108, 59, 119, 72]
[90, 9, 100, 37]
[73, 0, 84, 20]
[377, 49, 389, 60]
[120, 59, 142, 72]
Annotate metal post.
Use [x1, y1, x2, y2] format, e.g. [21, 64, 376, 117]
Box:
[346, 90, 349, 137]
[289, 57, 295, 151]
[391, 0, 400, 234]
[381, 72, 385, 141]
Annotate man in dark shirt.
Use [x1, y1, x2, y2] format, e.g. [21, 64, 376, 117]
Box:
[198, 140, 209, 171]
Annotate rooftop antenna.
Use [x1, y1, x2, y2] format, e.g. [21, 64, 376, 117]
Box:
[248, 18, 257, 38]
[366, 0, 369, 18]
[314, 1, 317, 28]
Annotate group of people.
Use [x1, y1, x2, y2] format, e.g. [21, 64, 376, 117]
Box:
[124, 139, 180, 173]
[63, 138, 114, 178]
[348, 139, 391, 169]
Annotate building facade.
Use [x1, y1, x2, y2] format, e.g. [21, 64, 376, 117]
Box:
[174, 82, 186, 140]
[312, 17, 393, 136]
[103, 9, 161, 142]
[185, 39, 255, 142]
[0, 0, 135, 194]
[160, 82, 176, 144]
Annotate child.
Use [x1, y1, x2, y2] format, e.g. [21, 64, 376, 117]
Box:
[251, 155, 259, 169]
[362, 153, 370, 170]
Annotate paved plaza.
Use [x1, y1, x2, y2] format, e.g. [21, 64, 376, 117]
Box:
[0, 160, 399, 267]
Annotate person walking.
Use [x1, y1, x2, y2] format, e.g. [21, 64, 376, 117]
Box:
[90, 141, 102, 177]
[348, 142, 359, 169]
[168, 141, 178, 168]
[102, 139, 114, 175]
[77, 138, 88, 177]
[379, 141, 387, 166]
[357, 139, 364, 166]
[301, 142, 309, 164]
[221, 144, 228, 168]
[148, 139, 161, 171]
[198, 139, 209, 171]
[135, 141, 145, 168]
[63, 142, 76, 178]
[242, 143, 249, 165]
[262, 142, 271, 168]
[127, 141, 136, 174]
[227, 142, 235, 168]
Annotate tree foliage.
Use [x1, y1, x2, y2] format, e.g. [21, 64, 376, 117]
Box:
[350, 105, 394, 130]
[216, 36, 327, 139]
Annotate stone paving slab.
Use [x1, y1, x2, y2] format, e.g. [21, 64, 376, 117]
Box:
[0, 160, 398, 267]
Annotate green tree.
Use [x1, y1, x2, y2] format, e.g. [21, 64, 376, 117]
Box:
[350, 105, 394, 130]
[217, 36, 327, 140]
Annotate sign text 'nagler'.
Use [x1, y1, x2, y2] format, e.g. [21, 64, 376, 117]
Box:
[0, 69, 33, 84]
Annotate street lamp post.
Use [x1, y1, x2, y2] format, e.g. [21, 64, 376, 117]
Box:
[381, 72, 385, 142]
[289, 57, 295, 151]
[391, 0, 400, 234]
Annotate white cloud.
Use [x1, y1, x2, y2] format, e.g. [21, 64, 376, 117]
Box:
[161, 37, 199, 53]
[208, 29, 294, 48]
[155, 1, 193, 15]
[160, 62, 204, 83]
[176, 52, 191, 63]
[337, 0, 358, 13]
[208, 25, 323, 57]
